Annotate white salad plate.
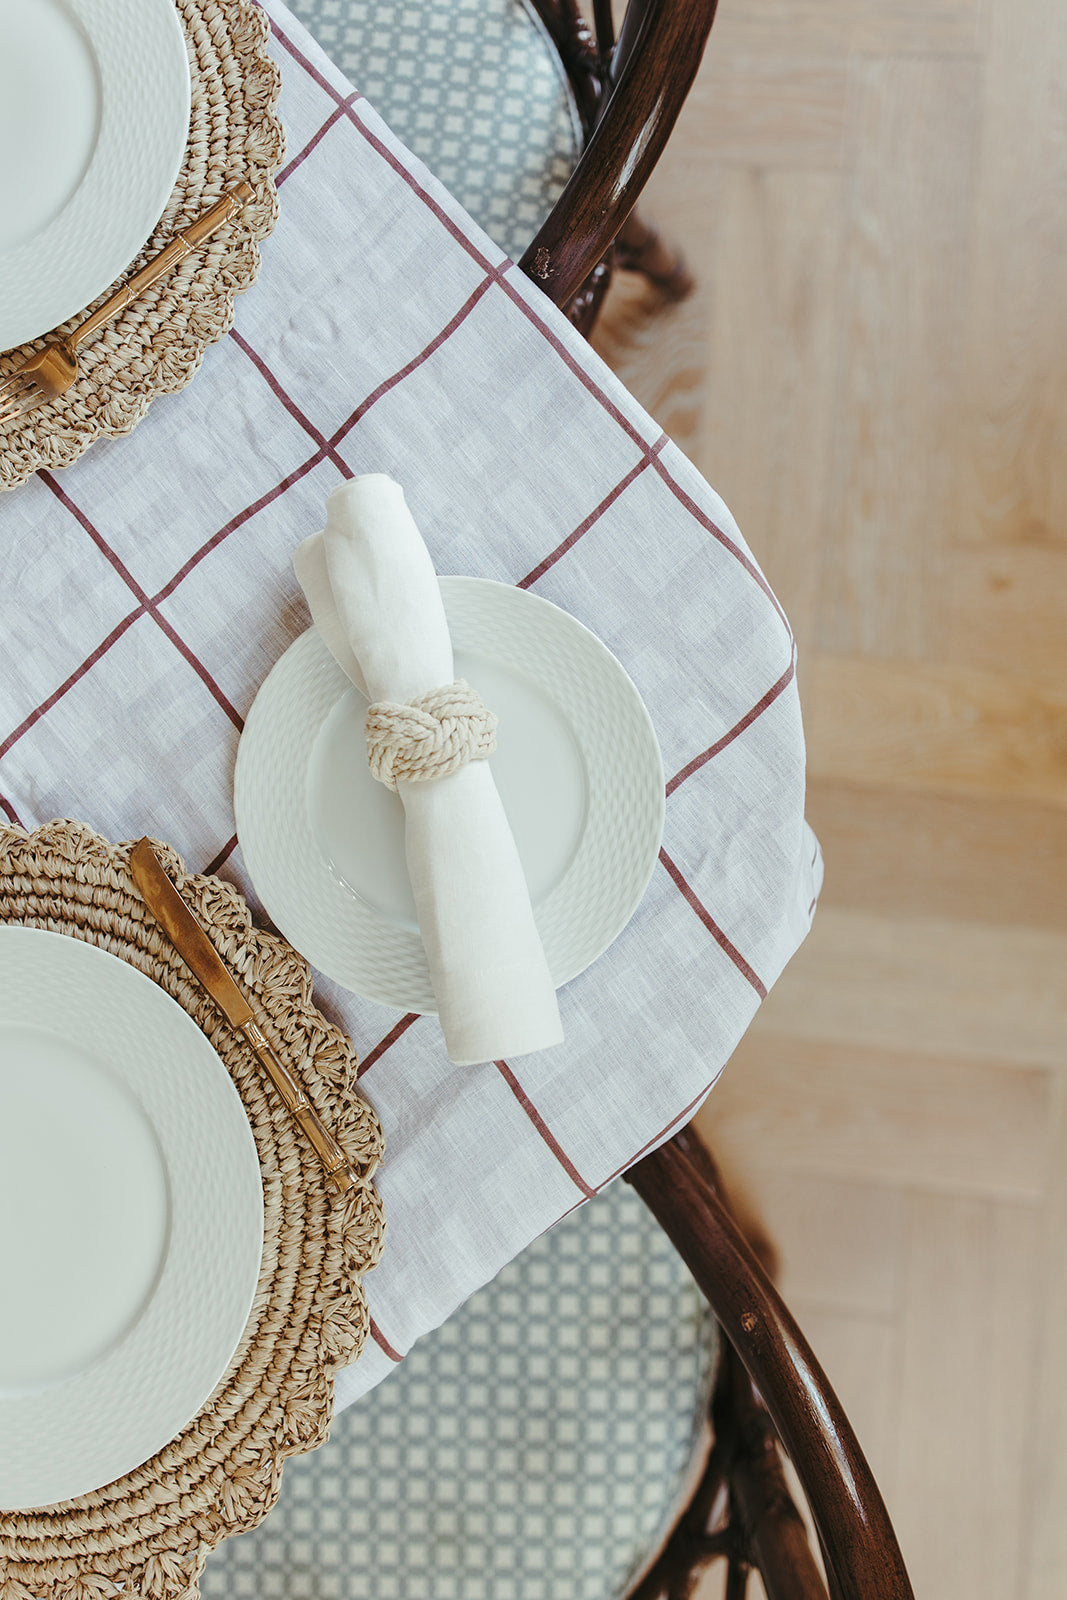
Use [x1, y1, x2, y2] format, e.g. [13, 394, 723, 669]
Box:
[0, 926, 263, 1510]
[235, 577, 666, 1014]
[0, 0, 191, 352]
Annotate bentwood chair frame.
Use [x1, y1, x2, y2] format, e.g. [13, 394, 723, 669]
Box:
[519, 0, 721, 330]
[626, 1133, 913, 1599]
[512, 4, 916, 1595]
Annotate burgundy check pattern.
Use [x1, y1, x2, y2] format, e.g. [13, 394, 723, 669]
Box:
[0, 1, 821, 1408]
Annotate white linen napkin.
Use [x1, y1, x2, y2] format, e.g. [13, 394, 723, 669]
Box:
[294, 475, 564, 1065]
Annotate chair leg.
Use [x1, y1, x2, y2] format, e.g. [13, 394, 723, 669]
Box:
[613, 209, 695, 302]
[712, 1344, 829, 1600]
[724, 1559, 753, 1600]
[625, 1321, 827, 1600]
[563, 211, 696, 338]
[565, 258, 615, 336]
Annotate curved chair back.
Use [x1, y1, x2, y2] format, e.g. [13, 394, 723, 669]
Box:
[626, 1131, 915, 1600]
[520, 0, 720, 316]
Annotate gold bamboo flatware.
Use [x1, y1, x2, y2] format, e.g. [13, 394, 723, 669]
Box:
[0, 181, 254, 423]
[129, 837, 367, 1199]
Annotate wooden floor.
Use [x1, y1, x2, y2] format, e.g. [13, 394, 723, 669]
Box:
[592, 2, 1067, 1595]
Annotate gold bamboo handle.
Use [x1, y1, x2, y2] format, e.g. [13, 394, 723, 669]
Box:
[70, 181, 256, 349]
[242, 1018, 366, 1198]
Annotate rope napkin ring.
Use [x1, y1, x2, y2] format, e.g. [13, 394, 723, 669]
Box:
[366, 679, 498, 790]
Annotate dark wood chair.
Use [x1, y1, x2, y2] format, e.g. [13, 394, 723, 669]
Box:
[288, 0, 718, 335]
[514, 7, 915, 1595]
[517, 0, 720, 331]
[624, 1132, 914, 1599]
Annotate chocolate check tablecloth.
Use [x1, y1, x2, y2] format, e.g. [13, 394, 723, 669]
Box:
[0, 0, 821, 1411]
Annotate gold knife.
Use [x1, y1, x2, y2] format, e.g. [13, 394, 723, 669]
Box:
[129, 838, 362, 1198]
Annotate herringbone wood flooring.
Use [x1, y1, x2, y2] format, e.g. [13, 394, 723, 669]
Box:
[593, 2, 1067, 1594]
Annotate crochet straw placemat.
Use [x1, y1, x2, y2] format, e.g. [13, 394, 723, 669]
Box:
[0, 0, 285, 493]
[0, 819, 385, 1599]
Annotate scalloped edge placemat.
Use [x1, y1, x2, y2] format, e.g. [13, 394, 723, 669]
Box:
[0, 819, 385, 1600]
[0, 0, 285, 493]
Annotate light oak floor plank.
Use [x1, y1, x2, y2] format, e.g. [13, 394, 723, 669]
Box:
[956, 0, 1067, 549]
[684, 54, 850, 170]
[805, 653, 1067, 807]
[816, 55, 980, 661]
[754, 905, 1067, 1070]
[805, 780, 1067, 931]
[1020, 1073, 1067, 1599]
[944, 541, 1067, 684]
[705, 1165, 907, 1317]
[712, 0, 989, 59]
[692, 167, 845, 662]
[890, 1193, 1041, 1599]
[699, 1036, 1051, 1200]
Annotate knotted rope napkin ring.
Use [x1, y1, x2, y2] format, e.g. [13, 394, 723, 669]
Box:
[366, 679, 498, 790]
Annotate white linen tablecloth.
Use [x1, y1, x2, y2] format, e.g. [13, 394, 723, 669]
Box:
[0, 0, 821, 1409]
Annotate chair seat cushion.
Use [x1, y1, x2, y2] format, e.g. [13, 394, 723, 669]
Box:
[286, 0, 582, 262]
[202, 1178, 716, 1600]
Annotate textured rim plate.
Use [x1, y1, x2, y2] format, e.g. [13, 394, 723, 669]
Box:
[0, 0, 191, 351]
[235, 577, 665, 1013]
[0, 926, 263, 1511]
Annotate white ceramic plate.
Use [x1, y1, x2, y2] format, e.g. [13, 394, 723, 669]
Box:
[0, 0, 191, 352]
[0, 927, 263, 1510]
[235, 577, 665, 1013]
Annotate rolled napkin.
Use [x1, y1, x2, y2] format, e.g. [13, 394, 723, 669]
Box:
[294, 475, 564, 1065]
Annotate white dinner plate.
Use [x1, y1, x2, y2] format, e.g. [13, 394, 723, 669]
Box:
[0, 0, 191, 352]
[235, 577, 665, 1013]
[0, 927, 263, 1510]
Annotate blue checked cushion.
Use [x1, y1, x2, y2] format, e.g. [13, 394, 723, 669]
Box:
[286, 0, 582, 263]
[201, 1178, 716, 1600]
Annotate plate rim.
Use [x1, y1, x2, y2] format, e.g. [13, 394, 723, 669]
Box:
[0, 0, 192, 351]
[235, 575, 666, 1012]
[0, 924, 264, 1510]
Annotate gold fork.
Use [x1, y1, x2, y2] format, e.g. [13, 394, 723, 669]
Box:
[0, 181, 255, 424]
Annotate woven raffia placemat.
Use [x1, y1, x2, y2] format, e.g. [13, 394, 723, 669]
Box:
[0, 0, 285, 494]
[0, 819, 386, 1598]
